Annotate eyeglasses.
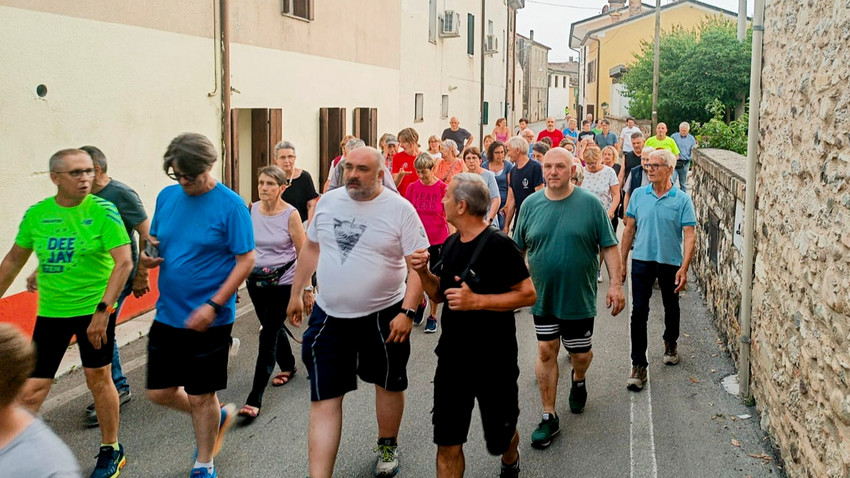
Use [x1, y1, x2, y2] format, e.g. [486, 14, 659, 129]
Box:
[643, 163, 667, 171]
[277, 155, 296, 161]
[167, 171, 198, 182]
[53, 168, 95, 178]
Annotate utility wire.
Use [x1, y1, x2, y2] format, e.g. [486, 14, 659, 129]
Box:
[525, 0, 605, 10]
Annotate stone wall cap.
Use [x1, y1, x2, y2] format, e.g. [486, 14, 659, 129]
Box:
[696, 148, 747, 183]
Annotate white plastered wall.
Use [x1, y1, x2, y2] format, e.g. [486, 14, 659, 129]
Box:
[0, 6, 219, 294]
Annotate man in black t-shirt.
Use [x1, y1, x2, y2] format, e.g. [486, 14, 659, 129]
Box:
[441, 117, 474, 151]
[619, 132, 646, 190]
[503, 136, 544, 233]
[411, 173, 536, 478]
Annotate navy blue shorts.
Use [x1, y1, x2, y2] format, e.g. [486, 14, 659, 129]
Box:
[301, 301, 409, 401]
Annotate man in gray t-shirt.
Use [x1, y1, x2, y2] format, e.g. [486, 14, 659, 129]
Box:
[0, 323, 81, 477]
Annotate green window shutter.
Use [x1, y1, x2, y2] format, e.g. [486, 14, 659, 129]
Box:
[467, 13, 474, 55]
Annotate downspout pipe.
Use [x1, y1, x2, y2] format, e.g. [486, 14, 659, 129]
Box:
[738, 0, 765, 402]
[479, 0, 486, 148]
[595, 37, 601, 119]
[221, 0, 233, 185]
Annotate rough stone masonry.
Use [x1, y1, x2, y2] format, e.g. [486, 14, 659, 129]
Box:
[705, 1, 850, 476]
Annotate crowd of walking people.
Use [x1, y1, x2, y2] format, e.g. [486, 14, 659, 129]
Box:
[0, 112, 698, 478]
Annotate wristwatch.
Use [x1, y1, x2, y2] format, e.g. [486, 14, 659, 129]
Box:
[96, 302, 116, 314]
[304, 285, 315, 292]
[402, 308, 417, 320]
[205, 299, 223, 313]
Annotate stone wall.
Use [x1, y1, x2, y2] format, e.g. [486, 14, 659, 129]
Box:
[604, 114, 652, 138]
[690, 149, 747, 360]
[746, 1, 850, 476]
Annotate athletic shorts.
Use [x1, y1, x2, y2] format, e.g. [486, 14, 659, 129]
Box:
[301, 301, 409, 402]
[31, 313, 117, 378]
[146, 321, 232, 396]
[533, 315, 595, 353]
[432, 355, 519, 455]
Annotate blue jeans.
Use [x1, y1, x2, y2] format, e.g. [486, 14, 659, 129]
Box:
[674, 162, 690, 194]
[109, 281, 133, 393]
[629, 260, 680, 367]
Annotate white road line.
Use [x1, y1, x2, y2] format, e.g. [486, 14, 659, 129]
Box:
[627, 262, 659, 478]
[41, 301, 256, 415]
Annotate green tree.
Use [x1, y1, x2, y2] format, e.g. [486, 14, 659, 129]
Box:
[621, 18, 751, 128]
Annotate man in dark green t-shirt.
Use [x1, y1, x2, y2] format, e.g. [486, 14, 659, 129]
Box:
[0, 149, 133, 478]
[515, 147, 625, 450]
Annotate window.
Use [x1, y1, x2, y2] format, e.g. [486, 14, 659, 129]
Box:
[587, 60, 597, 83]
[441, 95, 449, 119]
[555, 76, 559, 88]
[415, 93, 424, 122]
[467, 13, 474, 55]
[281, 0, 313, 20]
[488, 20, 494, 35]
[428, 0, 437, 43]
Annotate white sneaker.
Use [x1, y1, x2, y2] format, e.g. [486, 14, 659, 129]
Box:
[229, 337, 240, 357]
[373, 440, 399, 477]
[597, 270, 603, 283]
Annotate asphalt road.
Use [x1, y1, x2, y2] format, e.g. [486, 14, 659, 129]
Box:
[42, 264, 785, 478]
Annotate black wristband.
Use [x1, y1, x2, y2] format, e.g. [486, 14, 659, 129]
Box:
[206, 299, 223, 313]
[402, 308, 417, 319]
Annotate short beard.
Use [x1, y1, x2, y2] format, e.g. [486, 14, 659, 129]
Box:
[346, 181, 379, 201]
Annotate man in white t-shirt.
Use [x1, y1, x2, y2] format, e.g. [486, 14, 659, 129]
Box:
[620, 117, 642, 155]
[287, 146, 429, 478]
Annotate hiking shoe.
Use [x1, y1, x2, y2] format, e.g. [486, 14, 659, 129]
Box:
[569, 372, 587, 414]
[413, 297, 427, 326]
[627, 365, 648, 392]
[530, 413, 560, 449]
[663, 341, 680, 365]
[373, 438, 399, 477]
[500, 451, 520, 478]
[213, 403, 237, 457]
[86, 390, 132, 427]
[424, 316, 438, 334]
[90, 444, 126, 478]
[190, 467, 217, 477]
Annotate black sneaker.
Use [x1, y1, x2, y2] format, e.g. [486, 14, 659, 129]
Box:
[568, 371, 587, 414]
[90, 444, 126, 478]
[85, 390, 132, 428]
[530, 413, 560, 449]
[500, 451, 520, 478]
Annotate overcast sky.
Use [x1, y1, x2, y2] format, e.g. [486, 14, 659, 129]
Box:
[517, 0, 755, 62]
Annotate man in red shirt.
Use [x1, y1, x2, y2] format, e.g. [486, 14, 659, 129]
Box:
[536, 117, 564, 146]
[392, 128, 422, 196]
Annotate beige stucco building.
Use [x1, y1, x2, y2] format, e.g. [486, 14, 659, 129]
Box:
[0, 0, 522, 302]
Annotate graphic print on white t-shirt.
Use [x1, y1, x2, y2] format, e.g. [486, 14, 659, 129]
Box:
[333, 218, 366, 264]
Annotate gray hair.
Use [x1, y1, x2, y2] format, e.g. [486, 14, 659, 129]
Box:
[507, 136, 530, 153]
[450, 173, 490, 217]
[640, 146, 656, 158]
[414, 153, 435, 170]
[679, 122, 690, 130]
[257, 165, 288, 186]
[520, 128, 535, 137]
[531, 142, 550, 156]
[163, 133, 217, 176]
[79, 145, 107, 173]
[345, 138, 366, 152]
[650, 149, 677, 168]
[630, 131, 645, 140]
[441, 139, 459, 155]
[49, 148, 88, 173]
[274, 140, 296, 156]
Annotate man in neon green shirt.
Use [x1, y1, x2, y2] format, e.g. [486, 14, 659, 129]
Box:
[645, 122, 680, 159]
[0, 149, 132, 478]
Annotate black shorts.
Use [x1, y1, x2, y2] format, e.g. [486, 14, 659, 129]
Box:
[146, 321, 232, 396]
[31, 313, 117, 378]
[433, 356, 519, 455]
[533, 315, 595, 353]
[301, 301, 409, 402]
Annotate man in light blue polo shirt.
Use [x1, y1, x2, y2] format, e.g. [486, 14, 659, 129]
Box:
[620, 149, 696, 392]
[671, 122, 697, 194]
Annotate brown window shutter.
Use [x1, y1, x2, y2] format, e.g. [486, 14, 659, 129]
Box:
[353, 107, 378, 148]
[319, 107, 346, 187]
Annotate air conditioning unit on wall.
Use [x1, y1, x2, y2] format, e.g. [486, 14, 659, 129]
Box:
[440, 11, 461, 37]
[485, 34, 498, 54]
